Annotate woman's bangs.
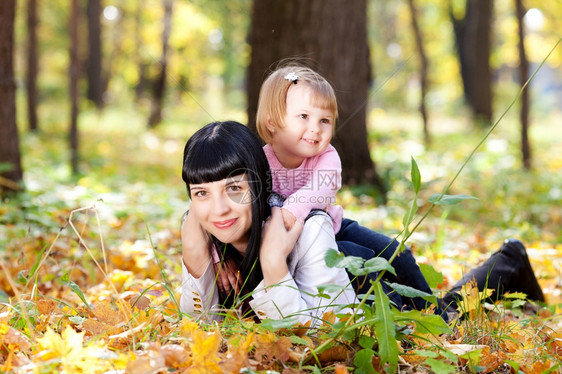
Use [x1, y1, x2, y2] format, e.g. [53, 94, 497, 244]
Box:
[184, 143, 246, 185]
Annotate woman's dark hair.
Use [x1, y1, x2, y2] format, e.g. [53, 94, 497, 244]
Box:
[182, 121, 271, 306]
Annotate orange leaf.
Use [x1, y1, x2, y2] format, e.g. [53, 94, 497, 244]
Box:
[91, 300, 126, 326]
[0, 323, 31, 351]
[161, 344, 190, 369]
[254, 333, 293, 364]
[37, 299, 56, 315]
[334, 363, 350, 374]
[81, 319, 111, 336]
[317, 345, 350, 365]
[126, 344, 166, 374]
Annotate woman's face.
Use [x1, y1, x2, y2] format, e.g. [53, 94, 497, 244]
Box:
[189, 173, 253, 253]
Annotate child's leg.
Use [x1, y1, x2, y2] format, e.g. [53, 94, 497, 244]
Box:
[337, 239, 405, 309]
[336, 218, 435, 311]
[442, 239, 544, 309]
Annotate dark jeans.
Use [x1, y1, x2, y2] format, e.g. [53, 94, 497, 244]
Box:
[336, 218, 437, 312]
[335, 219, 544, 318]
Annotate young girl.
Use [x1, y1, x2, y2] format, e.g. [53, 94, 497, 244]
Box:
[256, 64, 439, 312]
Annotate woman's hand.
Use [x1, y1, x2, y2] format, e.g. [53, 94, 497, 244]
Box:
[260, 207, 303, 287]
[181, 211, 212, 278]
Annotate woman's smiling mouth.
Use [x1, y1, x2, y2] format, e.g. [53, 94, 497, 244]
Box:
[213, 218, 237, 229]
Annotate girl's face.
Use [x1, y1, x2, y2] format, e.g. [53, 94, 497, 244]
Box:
[269, 85, 334, 169]
[189, 173, 253, 253]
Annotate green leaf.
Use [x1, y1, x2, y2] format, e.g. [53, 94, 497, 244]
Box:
[260, 317, 298, 331]
[0, 290, 9, 303]
[419, 264, 443, 289]
[324, 249, 365, 274]
[356, 257, 396, 276]
[290, 336, 311, 346]
[358, 335, 376, 349]
[69, 315, 87, 324]
[503, 292, 527, 299]
[410, 157, 421, 194]
[317, 284, 348, 294]
[425, 358, 457, 374]
[504, 360, 520, 372]
[373, 282, 398, 372]
[459, 348, 483, 363]
[394, 310, 452, 335]
[413, 349, 439, 358]
[387, 282, 438, 305]
[428, 194, 479, 206]
[60, 273, 90, 309]
[402, 197, 418, 229]
[354, 348, 375, 374]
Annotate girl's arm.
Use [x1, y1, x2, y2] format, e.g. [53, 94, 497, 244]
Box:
[250, 211, 357, 324]
[282, 146, 342, 224]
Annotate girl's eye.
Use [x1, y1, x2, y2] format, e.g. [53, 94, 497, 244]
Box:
[228, 185, 242, 192]
[321, 118, 331, 125]
[299, 114, 308, 119]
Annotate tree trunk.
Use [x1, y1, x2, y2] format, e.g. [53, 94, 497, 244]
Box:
[247, 0, 387, 198]
[87, 0, 103, 108]
[134, 2, 147, 102]
[451, 0, 493, 126]
[0, 0, 23, 192]
[70, 0, 80, 175]
[407, 0, 430, 145]
[148, 0, 173, 128]
[26, 0, 39, 131]
[515, 0, 531, 169]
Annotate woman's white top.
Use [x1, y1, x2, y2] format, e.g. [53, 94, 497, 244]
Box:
[180, 213, 358, 324]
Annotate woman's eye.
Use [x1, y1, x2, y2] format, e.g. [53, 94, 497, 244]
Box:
[227, 185, 251, 204]
[194, 191, 207, 198]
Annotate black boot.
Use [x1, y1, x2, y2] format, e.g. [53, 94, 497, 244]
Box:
[442, 239, 544, 308]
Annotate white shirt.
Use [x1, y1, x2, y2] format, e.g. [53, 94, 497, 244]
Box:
[180, 213, 358, 324]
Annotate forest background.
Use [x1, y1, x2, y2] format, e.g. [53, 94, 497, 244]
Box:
[0, 0, 561, 372]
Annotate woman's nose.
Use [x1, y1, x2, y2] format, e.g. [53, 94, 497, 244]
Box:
[211, 194, 230, 216]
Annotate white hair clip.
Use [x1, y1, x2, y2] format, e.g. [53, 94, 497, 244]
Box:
[284, 72, 299, 84]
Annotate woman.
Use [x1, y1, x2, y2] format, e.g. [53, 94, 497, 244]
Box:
[180, 120, 356, 323]
[179, 121, 544, 322]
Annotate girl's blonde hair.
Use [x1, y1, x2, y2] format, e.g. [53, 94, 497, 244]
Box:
[256, 65, 338, 144]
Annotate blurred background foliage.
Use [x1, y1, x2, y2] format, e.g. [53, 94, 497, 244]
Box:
[1, 0, 561, 299]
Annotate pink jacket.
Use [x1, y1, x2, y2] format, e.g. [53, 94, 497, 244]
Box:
[264, 144, 343, 233]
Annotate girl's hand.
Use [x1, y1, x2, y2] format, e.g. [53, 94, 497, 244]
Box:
[281, 208, 297, 230]
[181, 211, 212, 278]
[260, 207, 303, 287]
[214, 258, 242, 295]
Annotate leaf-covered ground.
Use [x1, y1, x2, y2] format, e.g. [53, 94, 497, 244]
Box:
[1, 108, 561, 373]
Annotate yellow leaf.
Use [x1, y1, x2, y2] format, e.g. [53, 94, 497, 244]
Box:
[189, 329, 222, 373]
[36, 326, 84, 361]
[459, 280, 495, 314]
